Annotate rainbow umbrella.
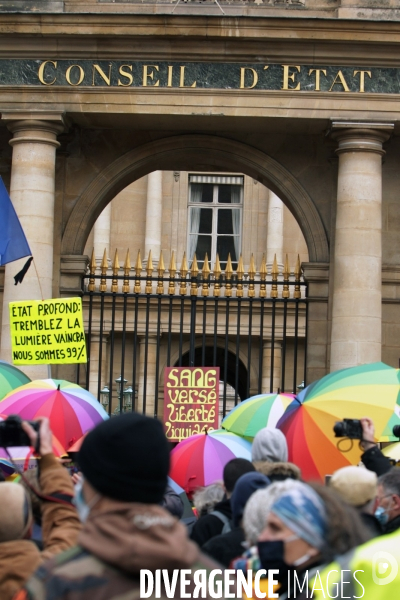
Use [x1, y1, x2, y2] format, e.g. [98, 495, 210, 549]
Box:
[0, 360, 30, 401]
[0, 457, 16, 476]
[0, 379, 109, 451]
[221, 393, 295, 439]
[67, 433, 87, 453]
[277, 362, 400, 482]
[170, 429, 252, 495]
[382, 443, 400, 463]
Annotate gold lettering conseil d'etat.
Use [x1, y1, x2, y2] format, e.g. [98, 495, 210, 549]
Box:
[37, 61, 373, 92]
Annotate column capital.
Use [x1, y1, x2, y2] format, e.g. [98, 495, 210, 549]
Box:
[1, 111, 66, 148]
[330, 121, 394, 156]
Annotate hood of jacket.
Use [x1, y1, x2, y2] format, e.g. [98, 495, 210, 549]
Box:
[0, 540, 41, 600]
[79, 499, 199, 574]
[253, 460, 301, 481]
[251, 428, 288, 463]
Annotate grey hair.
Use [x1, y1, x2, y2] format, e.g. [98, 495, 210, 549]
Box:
[193, 482, 225, 517]
[242, 479, 296, 546]
[378, 469, 400, 497]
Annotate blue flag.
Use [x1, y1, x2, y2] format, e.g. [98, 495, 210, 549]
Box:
[0, 177, 31, 267]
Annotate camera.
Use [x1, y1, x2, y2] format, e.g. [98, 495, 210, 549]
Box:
[393, 425, 400, 438]
[333, 419, 363, 439]
[0, 415, 40, 447]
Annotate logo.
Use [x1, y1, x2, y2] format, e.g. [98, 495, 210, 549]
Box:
[372, 551, 399, 586]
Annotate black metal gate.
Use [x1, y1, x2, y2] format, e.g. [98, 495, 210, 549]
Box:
[77, 250, 308, 418]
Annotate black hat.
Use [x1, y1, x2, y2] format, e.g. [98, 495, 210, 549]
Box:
[78, 412, 170, 504]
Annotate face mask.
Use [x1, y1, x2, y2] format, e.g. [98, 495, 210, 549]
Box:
[73, 477, 100, 523]
[292, 551, 314, 567]
[257, 540, 290, 584]
[258, 536, 316, 575]
[374, 505, 389, 526]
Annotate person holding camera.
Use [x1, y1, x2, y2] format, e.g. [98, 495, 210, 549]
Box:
[0, 417, 81, 600]
[19, 412, 222, 600]
[359, 417, 392, 476]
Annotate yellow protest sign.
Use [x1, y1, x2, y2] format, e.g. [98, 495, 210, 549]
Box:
[9, 298, 87, 365]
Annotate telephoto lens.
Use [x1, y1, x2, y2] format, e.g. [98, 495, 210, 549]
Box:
[333, 421, 345, 437]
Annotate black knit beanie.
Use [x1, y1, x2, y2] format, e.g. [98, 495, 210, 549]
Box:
[78, 412, 170, 504]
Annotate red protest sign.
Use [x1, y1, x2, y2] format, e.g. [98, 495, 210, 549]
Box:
[163, 367, 219, 442]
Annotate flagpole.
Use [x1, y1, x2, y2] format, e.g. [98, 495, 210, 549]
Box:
[32, 258, 45, 301]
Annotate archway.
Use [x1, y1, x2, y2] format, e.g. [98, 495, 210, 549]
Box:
[179, 346, 248, 422]
[62, 134, 329, 263]
[179, 346, 248, 404]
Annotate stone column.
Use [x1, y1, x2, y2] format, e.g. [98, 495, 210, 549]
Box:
[266, 191, 284, 269]
[137, 335, 157, 417]
[261, 341, 282, 393]
[302, 262, 330, 383]
[144, 171, 163, 265]
[330, 122, 393, 372]
[0, 114, 64, 379]
[93, 204, 111, 263]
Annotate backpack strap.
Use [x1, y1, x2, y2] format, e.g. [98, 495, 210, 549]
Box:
[210, 510, 232, 534]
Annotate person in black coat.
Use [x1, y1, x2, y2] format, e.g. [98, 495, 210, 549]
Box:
[202, 471, 270, 566]
[360, 417, 392, 476]
[161, 485, 184, 519]
[190, 458, 255, 548]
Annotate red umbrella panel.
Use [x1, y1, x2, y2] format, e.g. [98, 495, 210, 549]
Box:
[169, 430, 252, 496]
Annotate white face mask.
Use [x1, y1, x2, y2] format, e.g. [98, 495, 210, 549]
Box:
[285, 534, 315, 568]
[72, 477, 100, 523]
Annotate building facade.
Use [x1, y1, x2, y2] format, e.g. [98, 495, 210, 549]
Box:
[1, 1, 400, 416]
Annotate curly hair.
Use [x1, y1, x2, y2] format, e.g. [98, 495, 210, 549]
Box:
[308, 482, 372, 563]
[193, 482, 225, 518]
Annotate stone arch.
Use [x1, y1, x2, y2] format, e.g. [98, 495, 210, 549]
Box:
[61, 134, 329, 262]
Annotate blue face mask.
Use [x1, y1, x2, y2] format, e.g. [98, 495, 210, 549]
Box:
[374, 506, 389, 526]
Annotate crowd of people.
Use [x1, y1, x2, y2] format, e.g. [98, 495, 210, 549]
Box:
[0, 412, 399, 599]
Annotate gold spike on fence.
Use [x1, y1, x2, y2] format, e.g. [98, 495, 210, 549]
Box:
[236, 255, 244, 298]
[213, 254, 222, 297]
[225, 254, 233, 298]
[145, 250, 153, 294]
[100, 248, 108, 292]
[282, 254, 290, 299]
[180, 253, 188, 296]
[202, 253, 210, 297]
[122, 249, 131, 293]
[168, 251, 176, 295]
[270, 254, 278, 299]
[157, 251, 165, 295]
[294, 254, 301, 299]
[248, 254, 256, 298]
[190, 254, 199, 296]
[134, 250, 142, 294]
[88, 248, 96, 292]
[88, 248, 304, 299]
[111, 249, 119, 293]
[259, 254, 267, 298]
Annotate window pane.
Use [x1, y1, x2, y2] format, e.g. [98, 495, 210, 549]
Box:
[217, 236, 238, 263]
[218, 184, 241, 204]
[190, 183, 213, 203]
[217, 209, 241, 235]
[198, 208, 212, 234]
[191, 235, 212, 263]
